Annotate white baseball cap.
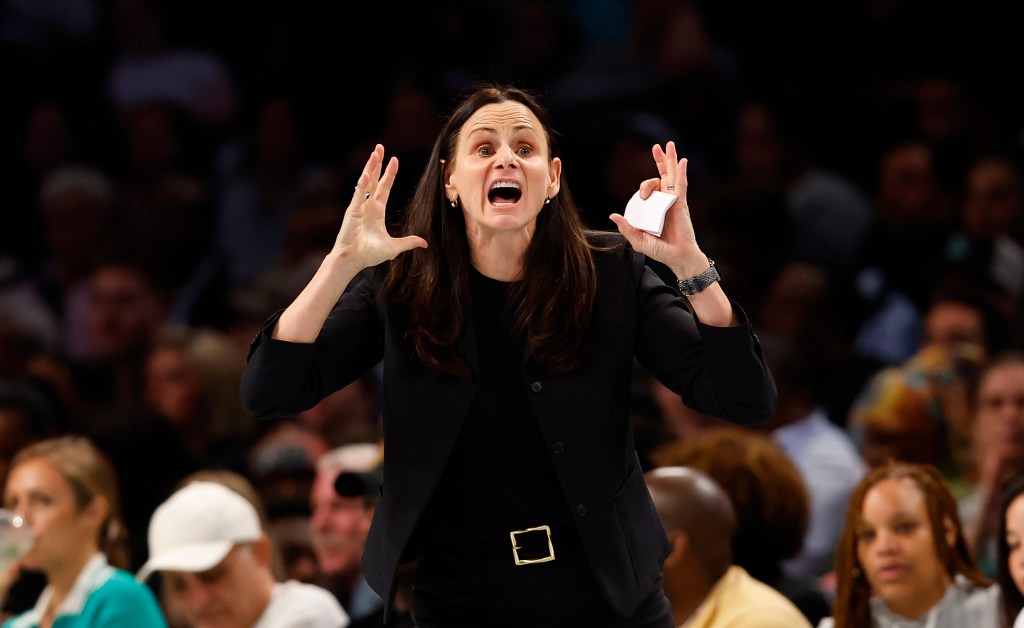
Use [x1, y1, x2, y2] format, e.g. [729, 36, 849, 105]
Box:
[137, 481, 262, 582]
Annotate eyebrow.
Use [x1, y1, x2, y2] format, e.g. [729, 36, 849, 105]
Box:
[465, 124, 538, 136]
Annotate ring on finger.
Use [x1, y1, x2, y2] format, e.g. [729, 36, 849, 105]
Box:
[365, 192, 371, 200]
[667, 184, 675, 191]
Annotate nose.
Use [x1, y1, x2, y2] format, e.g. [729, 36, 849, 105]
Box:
[495, 144, 518, 168]
[11, 503, 29, 523]
[873, 529, 899, 554]
[310, 506, 328, 533]
[179, 577, 213, 612]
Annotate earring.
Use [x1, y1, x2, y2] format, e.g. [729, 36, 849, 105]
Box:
[450, 197, 458, 208]
[544, 196, 551, 204]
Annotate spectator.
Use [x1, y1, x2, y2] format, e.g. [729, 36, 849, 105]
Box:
[822, 461, 998, 627]
[754, 332, 867, 583]
[650, 427, 831, 625]
[141, 325, 254, 472]
[645, 465, 811, 627]
[310, 443, 388, 626]
[847, 341, 985, 491]
[137, 480, 347, 628]
[1, 435, 166, 627]
[997, 472, 1024, 628]
[960, 350, 1024, 576]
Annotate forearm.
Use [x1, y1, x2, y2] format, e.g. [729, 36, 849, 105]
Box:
[275, 249, 367, 342]
[668, 253, 735, 327]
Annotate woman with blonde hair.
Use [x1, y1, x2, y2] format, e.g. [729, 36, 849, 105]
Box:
[1, 435, 166, 627]
[822, 461, 998, 628]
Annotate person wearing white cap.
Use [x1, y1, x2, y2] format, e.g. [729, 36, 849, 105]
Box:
[138, 481, 348, 628]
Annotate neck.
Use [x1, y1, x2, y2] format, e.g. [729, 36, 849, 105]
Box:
[45, 548, 99, 610]
[467, 228, 533, 282]
[887, 574, 952, 620]
[670, 568, 719, 626]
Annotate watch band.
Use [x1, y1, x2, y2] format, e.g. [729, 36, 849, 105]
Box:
[676, 259, 720, 296]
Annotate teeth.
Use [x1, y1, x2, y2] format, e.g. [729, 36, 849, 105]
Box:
[490, 181, 520, 190]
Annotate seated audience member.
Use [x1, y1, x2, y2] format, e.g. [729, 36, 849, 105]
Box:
[848, 341, 985, 492]
[997, 472, 1024, 628]
[959, 350, 1024, 576]
[650, 427, 831, 625]
[310, 443, 411, 627]
[142, 326, 255, 473]
[2, 436, 167, 627]
[310, 444, 381, 617]
[138, 481, 348, 628]
[821, 461, 999, 628]
[756, 334, 867, 582]
[175, 469, 289, 581]
[645, 465, 811, 627]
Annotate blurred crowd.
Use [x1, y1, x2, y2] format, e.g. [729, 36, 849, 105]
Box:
[3, 0, 1024, 626]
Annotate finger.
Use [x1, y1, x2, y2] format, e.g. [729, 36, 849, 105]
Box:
[365, 144, 386, 197]
[676, 156, 688, 195]
[608, 213, 647, 249]
[351, 149, 382, 204]
[638, 177, 660, 199]
[374, 156, 400, 206]
[652, 143, 669, 179]
[664, 141, 678, 192]
[390, 235, 429, 258]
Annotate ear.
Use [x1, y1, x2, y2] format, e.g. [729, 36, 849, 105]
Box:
[943, 516, 957, 548]
[251, 534, 273, 567]
[442, 162, 457, 204]
[548, 157, 562, 198]
[663, 529, 689, 569]
[84, 495, 110, 530]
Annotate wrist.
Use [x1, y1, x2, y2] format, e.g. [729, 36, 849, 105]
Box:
[675, 258, 720, 297]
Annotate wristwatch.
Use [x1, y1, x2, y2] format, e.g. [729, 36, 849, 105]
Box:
[676, 259, 721, 296]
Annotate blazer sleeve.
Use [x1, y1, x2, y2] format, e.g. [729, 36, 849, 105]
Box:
[632, 256, 777, 426]
[240, 267, 386, 419]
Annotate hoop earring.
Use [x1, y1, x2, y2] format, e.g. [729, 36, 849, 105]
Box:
[450, 197, 459, 208]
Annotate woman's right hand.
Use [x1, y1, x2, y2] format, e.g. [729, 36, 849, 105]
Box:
[273, 144, 428, 343]
[334, 144, 428, 269]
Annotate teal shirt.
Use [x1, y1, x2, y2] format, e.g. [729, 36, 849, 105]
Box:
[3, 554, 166, 628]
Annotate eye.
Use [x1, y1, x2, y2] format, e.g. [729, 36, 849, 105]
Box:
[517, 146, 533, 156]
[1009, 540, 1021, 551]
[856, 529, 876, 543]
[477, 145, 493, 156]
[894, 522, 917, 535]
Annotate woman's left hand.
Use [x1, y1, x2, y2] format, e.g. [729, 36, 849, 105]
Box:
[609, 141, 709, 278]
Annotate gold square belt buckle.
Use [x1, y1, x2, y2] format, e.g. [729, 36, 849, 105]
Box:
[509, 524, 555, 565]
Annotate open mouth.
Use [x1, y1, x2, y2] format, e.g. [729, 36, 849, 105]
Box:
[488, 181, 522, 205]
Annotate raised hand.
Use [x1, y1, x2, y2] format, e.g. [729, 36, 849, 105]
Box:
[335, 144, 428, 269]
[608, 141, 704, 273]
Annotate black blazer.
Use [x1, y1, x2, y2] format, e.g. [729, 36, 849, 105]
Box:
[241, 234, 776, 620]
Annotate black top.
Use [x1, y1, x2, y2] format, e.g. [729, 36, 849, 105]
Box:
[416, 269, 575, 550]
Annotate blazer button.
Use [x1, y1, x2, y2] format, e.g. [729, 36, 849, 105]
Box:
[530, 381, 543, 393]
[575, 504, 587, 517]
[552, 441, 564, 454]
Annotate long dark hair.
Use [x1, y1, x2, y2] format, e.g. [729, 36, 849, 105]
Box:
[383, 83, 597, 376]
[998, 472, 1024, 626]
